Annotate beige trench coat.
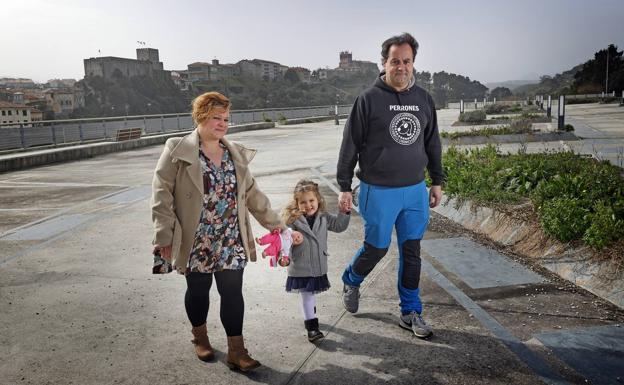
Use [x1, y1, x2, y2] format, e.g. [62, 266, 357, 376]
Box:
[151, 129, 284, 273]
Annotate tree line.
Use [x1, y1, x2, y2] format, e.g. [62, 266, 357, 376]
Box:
[511, 45, 623, 98]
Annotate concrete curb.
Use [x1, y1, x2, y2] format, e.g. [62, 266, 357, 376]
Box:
[279, 114, 349, 125]
[0, 122, 274, 173]
[433, 196, 624, 309]
[441, 131, 578, 146]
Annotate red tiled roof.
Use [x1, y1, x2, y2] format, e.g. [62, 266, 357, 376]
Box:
[0, 101, 31, 109]
[251, 59, 281, 66]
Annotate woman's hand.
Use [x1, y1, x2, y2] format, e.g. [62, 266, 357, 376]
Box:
[154, 245, 172, 262]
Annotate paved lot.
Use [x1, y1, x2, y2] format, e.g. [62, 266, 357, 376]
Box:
[438, 103, 624, 167]
[1, 119, 623, 384]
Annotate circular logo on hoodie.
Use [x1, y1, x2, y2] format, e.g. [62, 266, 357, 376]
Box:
[389, 113, 421, 145]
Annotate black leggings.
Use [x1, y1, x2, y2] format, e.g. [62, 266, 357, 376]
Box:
[184, 270, 244, 336]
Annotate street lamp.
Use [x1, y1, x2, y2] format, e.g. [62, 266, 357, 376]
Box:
[335, 94, 340, 125]
[605, 46, 609, 94]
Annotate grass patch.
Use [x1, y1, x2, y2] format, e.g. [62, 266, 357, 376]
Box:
[458, 110, 486, 123]
[453, 109, 551, 126]
[443, 118, 539, 139]
[484, 103, 539, 115]
[442, 145, 624, 252]
[441, 125, 529, 139]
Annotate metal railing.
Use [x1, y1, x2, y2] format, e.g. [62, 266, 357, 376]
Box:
[565, 92, 617, 99]
[446, 99, 528, 110]
[447, 92, 621, 109]
[0, 104, 352, 151]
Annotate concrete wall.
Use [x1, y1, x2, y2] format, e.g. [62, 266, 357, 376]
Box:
[433, 196, 624, 309]
[0, 122, 275, 173]
[84, 57, 157, 79]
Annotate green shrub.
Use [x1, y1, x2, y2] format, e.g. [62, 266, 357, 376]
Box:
[443, 146, 624, 249]
[442, 126, 515, 139]
[443, 145, 523, 204]
[508, 119, 532, 133]
[484, 104, 510, 114]
[277, 113, 287, 124]
[519, 112, 550, 122]
[567, 97, 619, 105]
[459, 110, 486, 123]
[261, 112, 272, 122]
[539, 198, 590, 242]
[599, 97, 619, 104]
[583, 201, 624, 249]
[564, 124, 574, 132]
[566, 98, 594, 105]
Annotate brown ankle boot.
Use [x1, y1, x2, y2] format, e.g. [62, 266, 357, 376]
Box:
[226, 335, 260, 371]
[191, 324, 215, 362]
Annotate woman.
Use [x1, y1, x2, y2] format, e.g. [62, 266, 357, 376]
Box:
[151, 91, 283, 371]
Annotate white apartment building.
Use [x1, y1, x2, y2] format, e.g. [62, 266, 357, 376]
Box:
[0, 101, 32, 126]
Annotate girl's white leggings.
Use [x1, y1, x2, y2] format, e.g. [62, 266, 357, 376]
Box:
[300, 291, 316, 320]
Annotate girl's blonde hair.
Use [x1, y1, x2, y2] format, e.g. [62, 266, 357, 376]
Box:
[191, 91, 230, 125]
[282, 179, 327, 225]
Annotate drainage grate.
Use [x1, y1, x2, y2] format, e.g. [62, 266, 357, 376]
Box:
[2, 214, 95, 241]
[101, 186, 151, 204]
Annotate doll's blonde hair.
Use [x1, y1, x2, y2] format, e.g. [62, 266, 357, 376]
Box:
[282, 179, 327, 225]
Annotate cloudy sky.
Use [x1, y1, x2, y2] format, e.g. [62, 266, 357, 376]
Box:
[2, 0, 623, 84]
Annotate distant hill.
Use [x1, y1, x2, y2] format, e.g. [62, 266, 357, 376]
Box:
[513, 64, 583, 97]
[73, 74, 189, 118]
[493, 45, 623, 98]
[485, 80, 538, 91]
[190, 72, 378, 110]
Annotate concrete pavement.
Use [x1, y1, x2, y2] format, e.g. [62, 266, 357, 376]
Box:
[1, 119, 623, 384]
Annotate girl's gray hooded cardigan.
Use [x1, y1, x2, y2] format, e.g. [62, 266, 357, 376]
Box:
[287, 212, 350, 277]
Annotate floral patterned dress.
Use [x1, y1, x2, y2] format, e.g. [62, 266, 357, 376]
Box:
[187, 143, 247, 273]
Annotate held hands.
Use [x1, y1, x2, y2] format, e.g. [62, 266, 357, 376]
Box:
[339, 191, 352, 213]
[339, 187, 441, 209]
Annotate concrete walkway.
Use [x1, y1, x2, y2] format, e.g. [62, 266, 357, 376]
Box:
[1, 119, 623, 384]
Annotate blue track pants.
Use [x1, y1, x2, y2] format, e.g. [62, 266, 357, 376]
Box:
[342, 181, 429, 314]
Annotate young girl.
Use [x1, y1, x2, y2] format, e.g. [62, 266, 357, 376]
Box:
[282, 179, 350, 342]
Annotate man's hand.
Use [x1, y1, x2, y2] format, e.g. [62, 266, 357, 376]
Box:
[339, 191, 352, 213]
[154, 245, 172, 262]
[429, 185, 442, 208]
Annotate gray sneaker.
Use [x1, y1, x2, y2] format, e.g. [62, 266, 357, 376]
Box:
[399, 311, 433, 339]
[342, 284, 360, 313]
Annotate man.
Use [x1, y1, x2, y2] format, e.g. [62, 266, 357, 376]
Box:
[336, 32, 444, 339]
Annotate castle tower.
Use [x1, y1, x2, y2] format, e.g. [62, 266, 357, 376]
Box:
[339, 51, 352, 69]
[136, 48, 159, 63]
[136, 48, 163, 71]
